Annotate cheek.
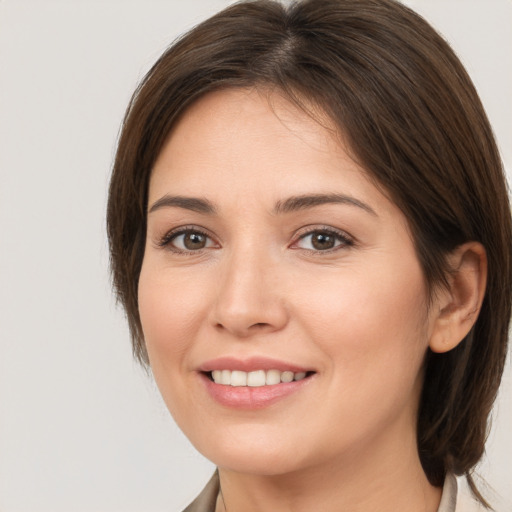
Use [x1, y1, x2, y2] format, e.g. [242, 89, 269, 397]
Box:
[296, 257, 430, 390]
[138, 263, 210, 370]
[299, 257, 427, 333]
[295, 264, 430, 451]
[137, 262, 217, 429]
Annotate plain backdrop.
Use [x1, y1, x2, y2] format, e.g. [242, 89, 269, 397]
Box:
[0, 1, 510, 511]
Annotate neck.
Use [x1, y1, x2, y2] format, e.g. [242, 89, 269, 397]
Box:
[215, 423, 442, 512]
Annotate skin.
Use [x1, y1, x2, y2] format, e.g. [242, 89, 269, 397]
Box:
[138, 88, 486, 512]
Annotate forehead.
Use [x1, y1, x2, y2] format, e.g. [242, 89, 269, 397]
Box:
[148, 87, 400, 223]
[154, 88, 342, 174]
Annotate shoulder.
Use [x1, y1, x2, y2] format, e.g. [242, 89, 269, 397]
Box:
[182, 471, 219, 512]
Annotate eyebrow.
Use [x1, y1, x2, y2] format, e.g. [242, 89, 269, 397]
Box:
[272, 193, 377, 216]
[148, 193, 376, 216]
[148, 195, 217, 214]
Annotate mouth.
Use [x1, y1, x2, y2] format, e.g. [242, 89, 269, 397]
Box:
[198, 357, 316, 408]
[204, 369, 316, 387]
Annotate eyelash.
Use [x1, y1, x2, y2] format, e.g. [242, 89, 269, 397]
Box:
[157, 225, 354, 255]
[293, 226, 354, 254]
[157, 226, 214, 255]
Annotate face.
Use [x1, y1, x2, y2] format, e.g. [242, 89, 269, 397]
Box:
[139, 88, 438, 476]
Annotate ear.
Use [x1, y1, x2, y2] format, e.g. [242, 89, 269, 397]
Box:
[429, 242, 487, 354]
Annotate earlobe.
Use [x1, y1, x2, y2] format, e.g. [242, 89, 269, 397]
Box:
[429, 242, 487, 354]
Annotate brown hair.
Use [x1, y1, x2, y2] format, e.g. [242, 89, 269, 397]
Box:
[107, 0, 511, 503]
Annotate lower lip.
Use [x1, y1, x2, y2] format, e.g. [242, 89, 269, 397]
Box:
[200, 373, 313, 409]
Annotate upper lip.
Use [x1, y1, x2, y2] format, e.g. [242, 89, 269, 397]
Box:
[198, 356, 312, 373]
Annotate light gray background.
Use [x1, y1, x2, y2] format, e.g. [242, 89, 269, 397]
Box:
[0, 1, 510, 511]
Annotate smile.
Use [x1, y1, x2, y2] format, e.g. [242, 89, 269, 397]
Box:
[199, 357, 316, 408]
[210, 369, 309, 387]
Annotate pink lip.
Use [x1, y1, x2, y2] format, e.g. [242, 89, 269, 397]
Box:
[198, 356, 311, 373]
[197, 356, 315, 409]
[199, 373, 314, 409]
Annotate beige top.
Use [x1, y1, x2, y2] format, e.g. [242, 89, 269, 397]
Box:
[182, 471, 496, 512]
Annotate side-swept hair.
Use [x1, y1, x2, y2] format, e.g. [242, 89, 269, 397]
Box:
[107, 0, 511, 503]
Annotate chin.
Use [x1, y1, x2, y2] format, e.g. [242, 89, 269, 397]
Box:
[186, 425, 312, 476]
[208, 451, 306, 476]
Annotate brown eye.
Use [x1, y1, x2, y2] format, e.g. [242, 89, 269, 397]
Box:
[311, 232, 336, 250]
[183, 232, 207, 250]
[167, 230, 215, 252]
[295, 229, 352, 252]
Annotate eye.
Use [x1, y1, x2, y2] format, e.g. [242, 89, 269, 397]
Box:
[294, 228, 353, 251]
[160, 228, 217, 252]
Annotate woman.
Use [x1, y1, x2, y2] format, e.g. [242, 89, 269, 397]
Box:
[107, 0, 511, 510]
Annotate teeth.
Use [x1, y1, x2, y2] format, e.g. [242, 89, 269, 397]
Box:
[231, 370, 247, 387]
[247, 370, 266, 387]
[221, 370, 231, 385]
[210, 369, 309, 387]
[266, 369, 281, 385]
[281, 371, 294, 383]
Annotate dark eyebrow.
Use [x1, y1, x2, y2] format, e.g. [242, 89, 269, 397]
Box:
[273, 193, 377, 216]
[148, 193, 376, 217]
[148, 195, 217, 215]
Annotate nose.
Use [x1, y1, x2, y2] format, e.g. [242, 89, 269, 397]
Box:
[209, 247, 289, 338]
